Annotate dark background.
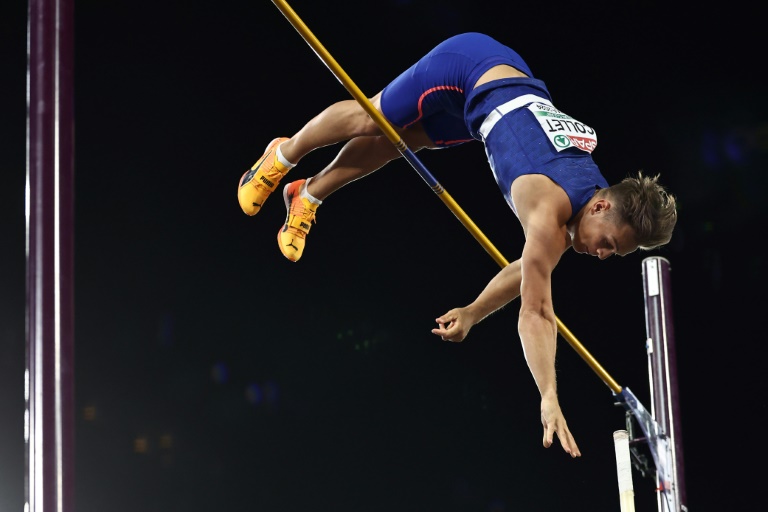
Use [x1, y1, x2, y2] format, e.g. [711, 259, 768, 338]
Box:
[2, 1, 766, 511]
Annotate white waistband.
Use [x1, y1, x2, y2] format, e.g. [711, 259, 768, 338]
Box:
[478, 94, 553, 140]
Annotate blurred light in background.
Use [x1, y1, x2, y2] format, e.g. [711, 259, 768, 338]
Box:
[211, 362, 229, 384]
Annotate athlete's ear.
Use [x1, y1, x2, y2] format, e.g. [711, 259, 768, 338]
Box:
[592, 198, 610, 214]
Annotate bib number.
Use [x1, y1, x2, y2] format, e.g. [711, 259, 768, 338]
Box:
[527, 102, 597, 153]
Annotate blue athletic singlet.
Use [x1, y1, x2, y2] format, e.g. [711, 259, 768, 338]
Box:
[380, 32, 608, 221]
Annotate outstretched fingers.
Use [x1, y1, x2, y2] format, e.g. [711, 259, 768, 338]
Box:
[545, 424, 581, 458]
[541, 399, 581, 458]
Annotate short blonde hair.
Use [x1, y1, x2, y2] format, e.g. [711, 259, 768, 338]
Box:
[600, 171, 677, 250]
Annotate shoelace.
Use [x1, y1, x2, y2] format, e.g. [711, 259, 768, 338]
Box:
[289, 199, 317, 233]
[254, 164, 284, 190]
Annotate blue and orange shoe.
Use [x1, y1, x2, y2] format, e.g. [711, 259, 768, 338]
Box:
[277, 180, 319, 262]
[238, 137, 291, 215]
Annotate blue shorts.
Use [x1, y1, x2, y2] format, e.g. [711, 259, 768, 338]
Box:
[380, 32, 536, 147]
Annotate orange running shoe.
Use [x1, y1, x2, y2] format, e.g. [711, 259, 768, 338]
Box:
[238, 137, 291, 215]
[277, 180, 319, 262]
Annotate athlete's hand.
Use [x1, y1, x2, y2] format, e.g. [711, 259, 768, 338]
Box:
[432, 307, 475, 342]
[540, 395, 581, 457]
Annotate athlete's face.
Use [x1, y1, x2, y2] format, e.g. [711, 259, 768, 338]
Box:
[571, 200, 637, 260]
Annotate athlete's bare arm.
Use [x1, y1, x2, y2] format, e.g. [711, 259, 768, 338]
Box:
[511, 174, 580, 457]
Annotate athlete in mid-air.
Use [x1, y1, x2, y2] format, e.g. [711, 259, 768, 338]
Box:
[236, 32, 677, 457]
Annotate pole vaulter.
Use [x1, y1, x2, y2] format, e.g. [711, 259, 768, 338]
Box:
[269, 2, 684, 510]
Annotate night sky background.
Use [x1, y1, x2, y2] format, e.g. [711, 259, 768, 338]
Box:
[2, 1, 767, 511]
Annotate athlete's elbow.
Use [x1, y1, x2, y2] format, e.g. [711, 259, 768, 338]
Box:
[517, 304, 557, 333]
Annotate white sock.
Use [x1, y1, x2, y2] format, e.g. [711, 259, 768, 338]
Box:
[301, 178, 322, 205]
[276, 144, 296, 169]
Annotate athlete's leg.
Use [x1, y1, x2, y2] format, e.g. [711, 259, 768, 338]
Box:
[276, 116, 435, 262]
[305, 123, 434, 200]
[238, 91, 397, 215]
[280, 91, 436, 199]
[279, 92, 387, 166]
